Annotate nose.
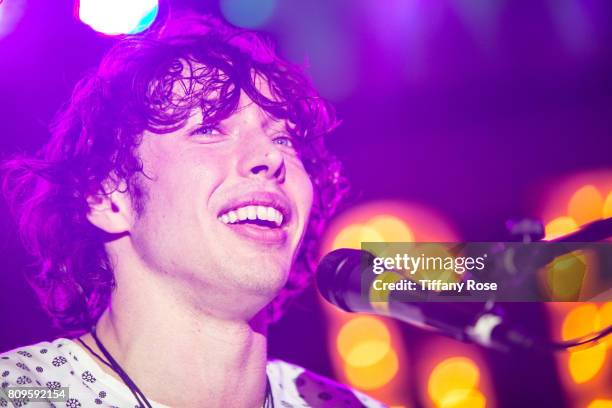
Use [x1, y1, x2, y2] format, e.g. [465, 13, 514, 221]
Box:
[237, 135, 286, 183]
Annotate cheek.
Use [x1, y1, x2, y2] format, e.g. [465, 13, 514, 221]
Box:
[292, 168, 314, 219]
[145, 147, 227, 201]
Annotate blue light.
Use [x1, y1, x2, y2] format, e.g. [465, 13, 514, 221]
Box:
[220, 0, 277, 29]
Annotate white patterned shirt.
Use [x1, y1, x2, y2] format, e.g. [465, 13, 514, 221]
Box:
[0, 339, 387, 407]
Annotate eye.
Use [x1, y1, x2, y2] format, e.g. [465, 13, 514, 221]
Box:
[272, 135, 296, 149]
[190, 125, 222, 137]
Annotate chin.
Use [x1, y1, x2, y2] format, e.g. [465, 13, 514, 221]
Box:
[247, 268, 288, 293]
[209, 251, 292, 296]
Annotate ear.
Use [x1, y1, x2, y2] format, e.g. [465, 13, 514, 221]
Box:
[86, 183, 134, 234]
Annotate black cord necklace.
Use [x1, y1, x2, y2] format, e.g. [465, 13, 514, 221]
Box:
[78, 327, 274, 408]
[79, 328, 152, 408]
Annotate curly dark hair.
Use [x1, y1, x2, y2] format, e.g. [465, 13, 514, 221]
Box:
[2, 13, 347, 332]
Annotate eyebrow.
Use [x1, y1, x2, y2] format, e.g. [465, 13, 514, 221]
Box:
[261, 115, 273, 130]
[259, 112, 286, 132]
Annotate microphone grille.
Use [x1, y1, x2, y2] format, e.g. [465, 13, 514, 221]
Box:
[316, 248, 373, 311]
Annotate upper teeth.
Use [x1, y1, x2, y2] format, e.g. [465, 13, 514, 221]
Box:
[219, 205, 284, 227]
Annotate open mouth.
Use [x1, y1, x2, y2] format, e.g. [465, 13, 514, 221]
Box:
[218, 205, 285, 229]
[216, 193, 291, 245]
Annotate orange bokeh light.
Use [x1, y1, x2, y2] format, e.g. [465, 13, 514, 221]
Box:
[439, 389, 486, 408]
[587, 399, 612, 408]
[427, 357, 483, 408]
[344, 347, 400, 390]
[603, 192, 612, 219]
[600, 302, 612, 348]
[544, 216, 579, 240]
[561, 304, 608, 384]
[332, 224, 384, 250]
[367, 215, 415, 242]
[321, 200, 459, 257]
[567, 185, 605, 225]
[336, 316, 391, 367]
[538, 171, 612, 225]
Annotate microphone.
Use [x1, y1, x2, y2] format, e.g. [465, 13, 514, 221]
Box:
[316, 248, 536, 351]
[496, 217, 612, 277]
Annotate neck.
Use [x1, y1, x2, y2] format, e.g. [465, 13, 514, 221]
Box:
[78, 258, 270, 408]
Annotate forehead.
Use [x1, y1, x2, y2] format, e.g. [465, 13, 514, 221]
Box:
[170, 60, 288, 129]
[231, 93, 286, 129]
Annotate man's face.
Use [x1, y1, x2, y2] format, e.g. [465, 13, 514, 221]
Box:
[124, 91, 313, 318]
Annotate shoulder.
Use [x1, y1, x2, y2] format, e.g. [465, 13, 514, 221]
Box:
[0, 339, 68, 387]
[1, 339, 167, 407]
[267, 360, 388, 408]
[0, 340, 67, 406]
[0, 339, 105, 407]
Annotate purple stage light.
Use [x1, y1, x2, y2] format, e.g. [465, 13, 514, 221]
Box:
[77, 0, 159, 35]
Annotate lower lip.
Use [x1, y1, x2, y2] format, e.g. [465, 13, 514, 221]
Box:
[223, 222, 288, 245]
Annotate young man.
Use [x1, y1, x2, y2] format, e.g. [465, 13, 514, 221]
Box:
[1, 13, 385, 408]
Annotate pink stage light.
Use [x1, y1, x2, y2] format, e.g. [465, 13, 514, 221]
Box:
[77, 0, 159, 35]
[0, 0, 26, 39]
